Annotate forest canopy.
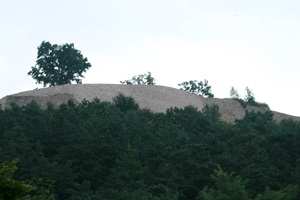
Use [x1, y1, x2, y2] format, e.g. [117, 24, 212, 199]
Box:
[0, 95, 299, 199]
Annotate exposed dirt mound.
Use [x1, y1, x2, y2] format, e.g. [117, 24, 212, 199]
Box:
[0, 84, 299, 123]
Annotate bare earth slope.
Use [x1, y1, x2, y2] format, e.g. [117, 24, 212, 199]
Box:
[0, 84, 299, 123]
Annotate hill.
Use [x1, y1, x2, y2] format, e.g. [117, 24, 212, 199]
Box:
[1, 84, 300, 199]
[0, 84, 298, 123]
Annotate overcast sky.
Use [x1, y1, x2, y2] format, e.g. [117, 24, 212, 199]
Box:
[1, 0, 300, 116]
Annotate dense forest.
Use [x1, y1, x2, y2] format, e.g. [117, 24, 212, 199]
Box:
[0, 94, 299, 199]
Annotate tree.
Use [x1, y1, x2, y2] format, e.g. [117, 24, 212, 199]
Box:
[178, 80, 214, 97]
[199, 166, 299, 200]
[120, 72, 155, 85]
[28, 41, 91, 87]
[200, 166, 251, 200]
[0, 159, 56, 200]
[244, 87, 256, 104]
[254, 185, 298, 200]
[0, 159, 32, 199]
[230, 87, 240, 99]
[113, 93, 140, 112]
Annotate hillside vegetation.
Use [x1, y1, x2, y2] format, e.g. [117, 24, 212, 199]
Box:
[0, 95, 299, 199]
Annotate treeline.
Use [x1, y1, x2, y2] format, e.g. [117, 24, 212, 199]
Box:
[0, 95, 299, 199]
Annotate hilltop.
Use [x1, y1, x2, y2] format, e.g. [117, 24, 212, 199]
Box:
[0, 84, 299, 123]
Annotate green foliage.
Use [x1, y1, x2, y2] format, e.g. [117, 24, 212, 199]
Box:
[254, 185, 298, 200]
[230, 86, 262, 108]
[244, 87, 257, 105]
[235, 110, 275, 134]
[120, 72, 155, 85]
[0, 159, 32, 199]
[202, 104, 221, 123]
[68, 181, 99, 200]
[0, 160, 56, 200]
[200, 165, 251, 200]
[178, 80, 214, 97]
[113, 93, 140, 112]
[28, 41, 91, 87]
[200, 167, 299, 200]
[0, 95, 300, 199]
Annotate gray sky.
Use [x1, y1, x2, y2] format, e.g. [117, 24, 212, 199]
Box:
[1, 0, 300, 116]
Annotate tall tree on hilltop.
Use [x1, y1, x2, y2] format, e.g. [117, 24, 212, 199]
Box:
[28, 41, 91, 87]
[244, 87, 256, 104]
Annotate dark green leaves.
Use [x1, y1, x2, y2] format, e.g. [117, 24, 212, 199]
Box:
[120, 72, 156, 85]
[113, 93, 139, 112]
[0, 95, 300, 199]
[178, 80, 214, 98]
[28, 41, 92, 87]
